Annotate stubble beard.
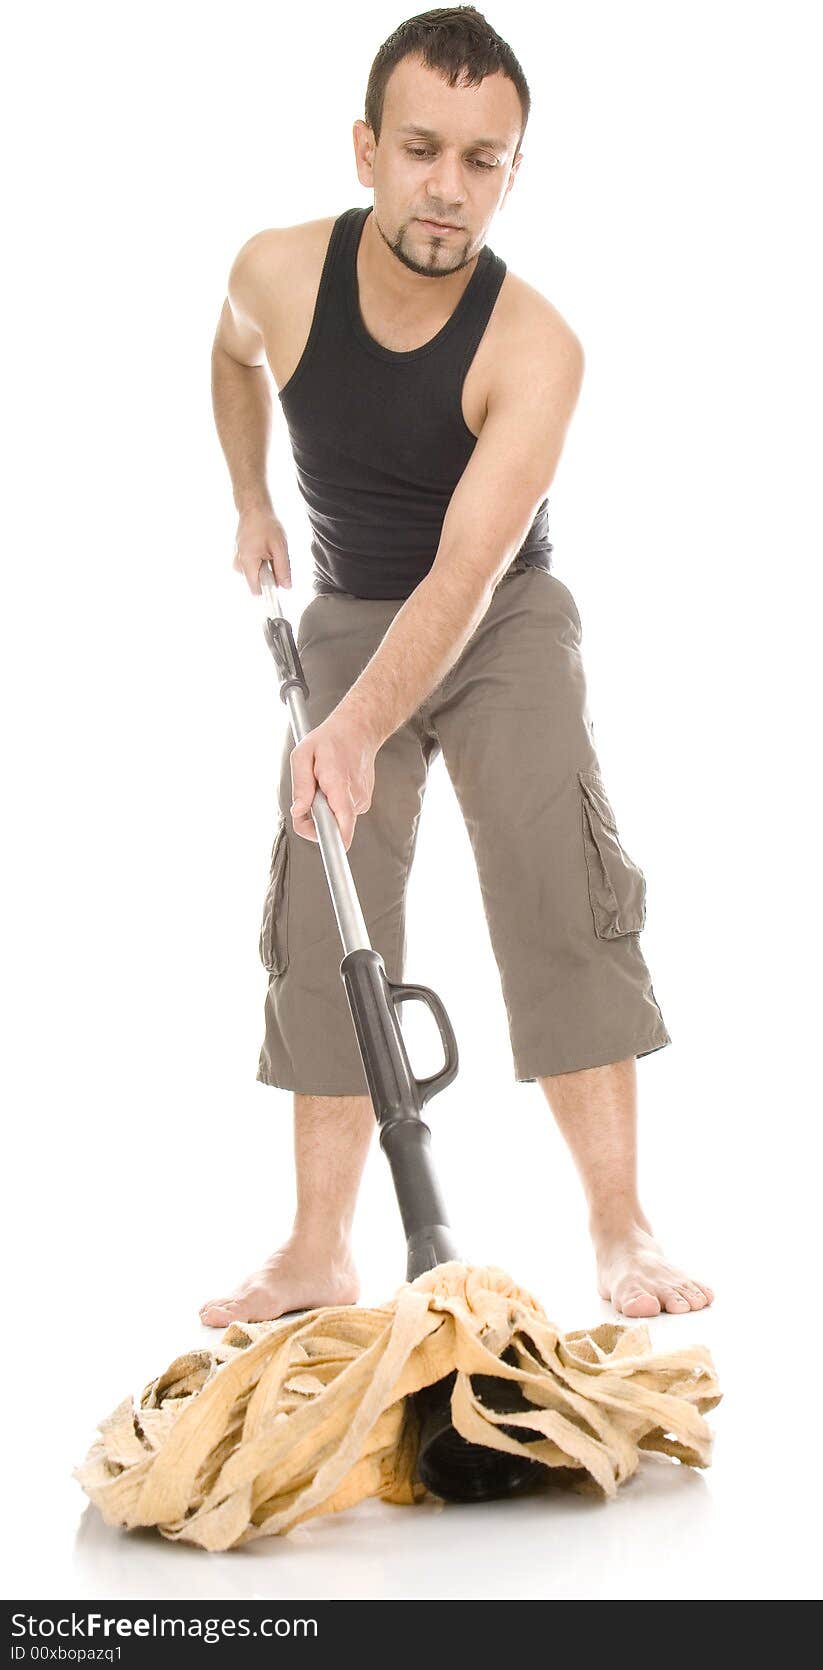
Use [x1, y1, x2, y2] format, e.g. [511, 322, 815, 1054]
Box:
[372, 210, 475, 279]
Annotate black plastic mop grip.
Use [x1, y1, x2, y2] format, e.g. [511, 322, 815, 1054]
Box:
[339, 947, 460, 1278]
[263, 615, 309, 701]
[340, 948, 458, 1117]
[387, 979, 459, 1106]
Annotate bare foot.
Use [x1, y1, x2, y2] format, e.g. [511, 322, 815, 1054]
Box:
[595, 1223, 714, 1318]
[199, 1236, 360, 1329]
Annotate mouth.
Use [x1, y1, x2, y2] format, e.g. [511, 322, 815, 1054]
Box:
[416, 218, 463, 234]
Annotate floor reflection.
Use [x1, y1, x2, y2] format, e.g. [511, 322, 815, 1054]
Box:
[72, 1461, 714, 1601]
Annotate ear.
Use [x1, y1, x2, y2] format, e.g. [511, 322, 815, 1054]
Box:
[501, 150, 523, 205]
[353, 119, 376, 187]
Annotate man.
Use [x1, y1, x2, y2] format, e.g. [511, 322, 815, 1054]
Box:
[202, 7, 713, 1327]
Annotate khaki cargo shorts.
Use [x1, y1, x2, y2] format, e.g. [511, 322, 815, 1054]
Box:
[256, 563, 671, 1094]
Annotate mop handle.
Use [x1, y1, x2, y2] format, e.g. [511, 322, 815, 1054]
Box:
[257, 559, 459, 1122]
[258, 561, 370, 956]
[258, 560, 460, 1272]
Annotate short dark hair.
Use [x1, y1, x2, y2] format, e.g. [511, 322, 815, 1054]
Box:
[365, 6, 531, 158]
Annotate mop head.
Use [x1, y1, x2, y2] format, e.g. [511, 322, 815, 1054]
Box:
[75, 1261, 721, 1552]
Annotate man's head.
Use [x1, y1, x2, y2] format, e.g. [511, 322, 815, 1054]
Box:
[354, 6, 530, 278]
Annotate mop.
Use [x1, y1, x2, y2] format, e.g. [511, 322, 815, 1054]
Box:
[75, 564, 721, 1551]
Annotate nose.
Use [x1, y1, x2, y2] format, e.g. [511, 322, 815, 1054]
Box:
[424, 153, 466, 215]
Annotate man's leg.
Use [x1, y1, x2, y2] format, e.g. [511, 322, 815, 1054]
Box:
[200, 1092, 374, 1327]
[537, 1056, 714, 1315]
[426, 567, 714, 1317]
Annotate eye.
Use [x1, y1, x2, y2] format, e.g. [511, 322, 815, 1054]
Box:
[405, 146, 496, 170]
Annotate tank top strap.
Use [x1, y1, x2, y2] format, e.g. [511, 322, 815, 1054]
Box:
[310, 207, 357, 334]
[456, 244, 507, 370]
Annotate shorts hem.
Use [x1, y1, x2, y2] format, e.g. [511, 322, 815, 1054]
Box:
[256, 1067, 370, 1097]
[514, 1027, 672, 1084]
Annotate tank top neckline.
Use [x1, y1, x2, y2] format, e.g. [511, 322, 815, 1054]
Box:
[345, 205, 492, 366]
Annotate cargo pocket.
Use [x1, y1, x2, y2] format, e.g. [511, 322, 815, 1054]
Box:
[259, 815, 290, 975]
[578, 767, 646, 938]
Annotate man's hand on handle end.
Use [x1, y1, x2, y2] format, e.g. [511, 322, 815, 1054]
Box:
[233, 506, 292, 595]
[236, 517, 378, 849]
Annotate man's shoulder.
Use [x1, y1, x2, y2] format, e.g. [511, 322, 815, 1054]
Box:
[230, 216, 338, 292]
[239, 215, 339, 259]
[473, 267, 585, 423]
[494, 266, 584, 365]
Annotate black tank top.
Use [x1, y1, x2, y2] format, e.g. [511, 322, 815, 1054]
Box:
[278, 206, 553, 599]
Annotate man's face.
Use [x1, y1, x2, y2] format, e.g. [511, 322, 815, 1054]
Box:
[354, 55, 523, 278]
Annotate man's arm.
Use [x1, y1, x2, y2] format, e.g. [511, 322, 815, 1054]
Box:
[334, 309, 585, 748]
[212, 234, 293, 590]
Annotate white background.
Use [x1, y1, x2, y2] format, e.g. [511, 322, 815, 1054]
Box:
[3, 0, 821, 1602]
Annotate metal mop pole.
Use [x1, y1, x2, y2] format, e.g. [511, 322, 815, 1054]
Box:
[258, 562, 459, 1282]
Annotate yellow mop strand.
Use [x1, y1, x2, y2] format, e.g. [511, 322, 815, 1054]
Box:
[75, 1261, 721, 1551]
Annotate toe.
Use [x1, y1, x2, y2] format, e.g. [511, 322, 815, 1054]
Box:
[200, 1298, 244, 1327]
[660, 1288, 691, 1314]
[617, 1288, 662, 1318]
[200, 1309, 230, 1329]
[680, 1281, 709, 1311]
